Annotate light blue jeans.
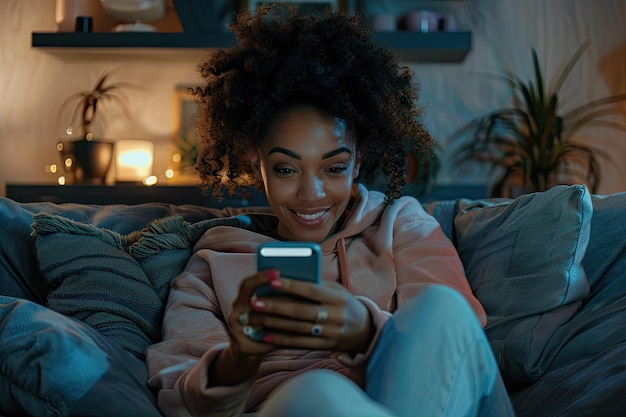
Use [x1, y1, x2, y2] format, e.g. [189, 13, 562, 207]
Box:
[258, 285, 515, 417]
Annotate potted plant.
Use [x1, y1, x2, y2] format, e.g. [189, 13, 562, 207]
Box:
[449, 41, 626, 197]
[57, 70, 137, 184]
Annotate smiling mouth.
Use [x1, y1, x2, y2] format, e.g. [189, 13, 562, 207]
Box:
[292, 209, 328, 221]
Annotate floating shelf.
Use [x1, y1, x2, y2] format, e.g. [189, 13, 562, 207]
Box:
[374, 31, 471, 62]
[32, 32, 236, 49]
[31, 31, 471, 63]
[6, 183, 487, 205]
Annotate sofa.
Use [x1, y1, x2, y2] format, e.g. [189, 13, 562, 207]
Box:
[0, 183, 625, 416]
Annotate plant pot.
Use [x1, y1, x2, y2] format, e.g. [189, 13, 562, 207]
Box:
[58, 139, 115, 184]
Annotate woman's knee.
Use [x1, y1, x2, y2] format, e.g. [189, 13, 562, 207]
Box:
[368, 285, 494, 389]
[264, 369, 353, 405]
[366, 287, 507, 416]
[392, 285, 481, 335]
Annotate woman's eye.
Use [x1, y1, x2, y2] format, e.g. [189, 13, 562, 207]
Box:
[272, 164, 348, 176]
[274, 166, 297, 175]
[327, 165, 348, 174]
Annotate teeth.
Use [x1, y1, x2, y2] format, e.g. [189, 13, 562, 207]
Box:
[296, 211, 325, 220]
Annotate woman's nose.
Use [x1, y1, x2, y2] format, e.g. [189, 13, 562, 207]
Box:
[297, 175, 326, 201]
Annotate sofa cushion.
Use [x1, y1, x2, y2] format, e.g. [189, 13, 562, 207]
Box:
[0, 197, 267, 304]
[541, 191, 626, 373]
[582, 192, 626, 290]
[31, 213, 252, 359]
[422, 198, 470, 244]
[508, 342, 626, 417]
[0, 296, 162, 417]
[453, 184, 592, 384]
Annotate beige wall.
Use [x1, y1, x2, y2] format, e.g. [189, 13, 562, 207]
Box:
[407, 0, 626, 194]
[0, 0, 204, 193]
[1, 0, 625, 197]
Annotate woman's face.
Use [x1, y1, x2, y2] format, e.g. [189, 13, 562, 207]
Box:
[255, 107, 360, 242]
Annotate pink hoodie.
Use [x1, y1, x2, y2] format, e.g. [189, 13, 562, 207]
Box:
[146, 184, 486, 417]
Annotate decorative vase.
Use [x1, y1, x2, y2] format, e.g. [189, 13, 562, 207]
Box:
[58, 139, 115, 184]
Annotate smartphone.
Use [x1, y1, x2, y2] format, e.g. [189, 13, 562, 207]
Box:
[255, 241, 321, 298]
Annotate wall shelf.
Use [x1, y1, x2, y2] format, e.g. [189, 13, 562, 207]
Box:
[31, 31, 471, 63]
[5, 183, 268, 207]
[6, 183, 487, 206]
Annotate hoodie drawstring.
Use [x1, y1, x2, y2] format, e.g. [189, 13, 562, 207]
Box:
[336, 237, 352, 291]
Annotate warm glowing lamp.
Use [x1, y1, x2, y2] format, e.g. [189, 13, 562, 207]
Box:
[115, 140, 154, 183]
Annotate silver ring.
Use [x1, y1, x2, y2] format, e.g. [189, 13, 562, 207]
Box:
[238, 309, 250, 325]
[311, 324, 323, 336]
[315, 305, 328, 324]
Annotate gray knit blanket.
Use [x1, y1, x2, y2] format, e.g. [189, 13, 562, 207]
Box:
[31, 213, 250, 359]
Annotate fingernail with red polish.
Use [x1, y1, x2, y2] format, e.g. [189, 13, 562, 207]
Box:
[253, 299, 266, 309]
[263, 334, 273, 343]
[267, 269, 279, 280]
[270, 278, 283, 289]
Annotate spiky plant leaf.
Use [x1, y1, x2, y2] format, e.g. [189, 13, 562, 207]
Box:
[449, 42, 626, 195]
[56, 70, 142, 139]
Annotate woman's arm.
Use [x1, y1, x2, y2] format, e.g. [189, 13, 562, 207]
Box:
[391, 199, 487, 326]
[146, 252, 258, 417]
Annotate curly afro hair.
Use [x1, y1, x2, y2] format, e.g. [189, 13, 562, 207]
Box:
[194, 4, 434, 203]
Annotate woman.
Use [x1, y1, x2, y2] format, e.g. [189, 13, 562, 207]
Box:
[146, 5, 514, 417]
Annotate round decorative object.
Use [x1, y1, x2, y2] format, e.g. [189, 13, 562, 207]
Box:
[311, 324, 323, 336]
[100, 0, 166, 22]
[100, 0, 166, 32]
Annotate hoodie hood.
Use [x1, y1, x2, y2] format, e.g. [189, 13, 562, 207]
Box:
[194, 184, 385, 254]
[192, 184, 387, 292]
[318, 184, 386, 252]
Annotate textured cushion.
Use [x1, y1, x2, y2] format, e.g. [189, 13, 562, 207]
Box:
[0, 197, 266, 304]
[540, 191, 626, 373]
[0, 201, 270, 417]
[0, 296, 162, 417]
[508, 343, 626, 417]
[582, 192, 626, 289]
[32, 213, 251, 359]
[422, 197, 500, 244]
[453, 184, 592, 383]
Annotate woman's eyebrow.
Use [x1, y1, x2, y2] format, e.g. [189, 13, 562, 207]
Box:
[322, 146, 352, 159]
[267, 146, 352, 160]
[267, 146, 301, 159]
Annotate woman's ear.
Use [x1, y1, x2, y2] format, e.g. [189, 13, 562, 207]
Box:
[250, 150, 262, 181]
[353, 154, 361, 180]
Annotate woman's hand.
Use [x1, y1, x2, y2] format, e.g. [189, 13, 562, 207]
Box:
[226, 269, 280, 358]
[209, 269, 279, 387]
[216, 269, 375, 387]
[247, 271, 375, 354]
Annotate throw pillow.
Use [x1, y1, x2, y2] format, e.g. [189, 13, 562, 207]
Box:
[453, 184, 592, 384]
[0, 295, 162, 417]
[0, 213, 254, 417]
[32, 212, 251, 359]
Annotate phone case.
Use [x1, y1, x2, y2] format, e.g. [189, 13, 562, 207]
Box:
[256, 242, 321, 297]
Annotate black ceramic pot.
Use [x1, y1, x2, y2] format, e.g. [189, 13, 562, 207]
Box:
[58, 139, 114, 184]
